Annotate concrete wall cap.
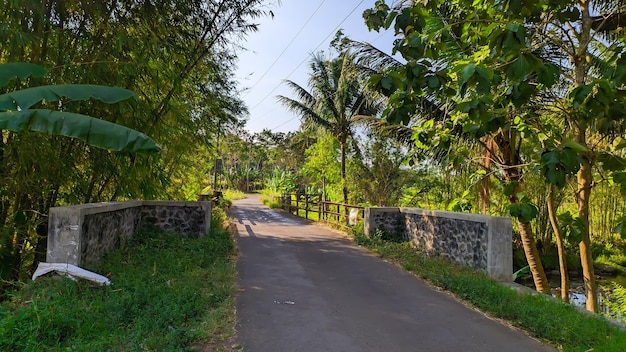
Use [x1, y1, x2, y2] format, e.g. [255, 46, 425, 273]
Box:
[367, 207, 401, 213]
[142, 200, 210, 207]
[50, 201, 143, 216]
[398, 207, 491, 223]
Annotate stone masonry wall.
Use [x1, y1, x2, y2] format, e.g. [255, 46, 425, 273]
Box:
[364, 207, 512, 281]
[402, 213, 488, 270]
[141, 203, 209, 237]
[81, 207, 142, 267]
[47, 201, 211, 267]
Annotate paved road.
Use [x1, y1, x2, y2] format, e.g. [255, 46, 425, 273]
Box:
[231, 196, 554, 352]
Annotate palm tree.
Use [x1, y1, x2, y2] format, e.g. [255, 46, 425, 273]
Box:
[277, 51, 382, 211]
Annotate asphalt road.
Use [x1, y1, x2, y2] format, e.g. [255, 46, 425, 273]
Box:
[231, 196, 555, 352]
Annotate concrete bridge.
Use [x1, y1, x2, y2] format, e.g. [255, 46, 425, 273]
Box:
[232, 195, 554, 352]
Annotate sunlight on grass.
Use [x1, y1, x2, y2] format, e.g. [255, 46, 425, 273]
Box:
[223, 189, 247, 201]
[0, 215, 237, 351]
[260, 189, 281, 208]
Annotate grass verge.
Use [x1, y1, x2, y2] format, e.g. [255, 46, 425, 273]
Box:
[223, 189, 247, 201]
[0, 210, 237, 351]
[351, 229, 626, 352]
[259, 189, 281, 208]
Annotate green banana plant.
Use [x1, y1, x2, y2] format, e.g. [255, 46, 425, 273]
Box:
[0, 63, 161, 153]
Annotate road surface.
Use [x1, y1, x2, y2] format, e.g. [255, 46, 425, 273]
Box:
[231, 196, 554, 352]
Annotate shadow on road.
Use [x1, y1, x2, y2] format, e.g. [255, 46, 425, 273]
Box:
[230, 195, 555, 352]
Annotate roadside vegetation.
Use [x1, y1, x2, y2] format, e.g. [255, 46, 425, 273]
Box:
[350, 225, 626, 352]
[0, 208, 237, 351]
[260, 189, 282, 209]
[1, 0, 625, 348]
[224, 189, 247, 201]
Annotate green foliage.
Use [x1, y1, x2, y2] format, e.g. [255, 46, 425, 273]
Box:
[301, 133, 341, 198]
[613, 216, 626, 239]
[0, 0, 268, 288]
[211, 207, 228, 230]
[0, 83, 137, 110]
[371, 227, 406, 243]
[0, 109, 160, 153]
[508, 195, 539, 224]
[540, 145, 582, 188]
[223, 189, 247, 201]
[558, 212, 586, 245]
[595, 253, 626, 274]
[260, 189, 282, 209]
[0, 225, 237, 350]
[0, 64, 160, 153]
[0, 62, 46, 86]
[218, 197, 233, 210]
[350, 134, 410, 206]
[512, 265, 530, 281]
[602, 283, 626, 324]
[447, 190, 473, 213]
[265, 168, 298, 193]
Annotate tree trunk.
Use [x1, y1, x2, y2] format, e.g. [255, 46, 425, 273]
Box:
[496, 130, 550, 294]
[513, 201, 552, 294]
[547, 185, 569, 303]
[577, 152, 597, 312]
[340, 140, 349, 224]
[572, 0, 597, 313]
[480, 136, 494, 214]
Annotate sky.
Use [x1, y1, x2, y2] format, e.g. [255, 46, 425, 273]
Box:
[235, 0, 398, 134]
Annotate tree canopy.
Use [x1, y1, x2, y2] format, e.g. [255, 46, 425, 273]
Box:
[0, 0, 274, 284]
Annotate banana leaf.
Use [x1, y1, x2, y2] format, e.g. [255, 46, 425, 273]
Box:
[0, 62, 47, 87]
[0, 109, 161, 153]
[0, 84, 138, 111]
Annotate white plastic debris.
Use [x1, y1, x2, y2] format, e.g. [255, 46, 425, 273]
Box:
[32, 262, 111, 286]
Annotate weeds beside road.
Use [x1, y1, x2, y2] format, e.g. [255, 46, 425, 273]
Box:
[0, 208, 237, 351]
[351, 225, 626, 352]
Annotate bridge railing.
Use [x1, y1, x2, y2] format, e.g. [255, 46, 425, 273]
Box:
[277, 193, 364, 228]
[277, 193, 320, 220]
[275, 194, 513, 281]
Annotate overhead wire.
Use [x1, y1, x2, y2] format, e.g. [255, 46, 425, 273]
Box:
[258, 0, 366, 112]
[245, 0, 368, 131]
[266, 0, 370, 131]
[243, 0, 327, 98]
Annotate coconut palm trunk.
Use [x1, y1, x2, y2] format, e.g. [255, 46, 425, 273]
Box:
[495, 130, 551, 294]
[278, 51, 382, 212]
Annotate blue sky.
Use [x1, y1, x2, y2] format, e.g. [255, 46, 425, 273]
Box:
[235, 0, 397, 133]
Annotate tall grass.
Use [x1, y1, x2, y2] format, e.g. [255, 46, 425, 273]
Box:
[0, 210, 237, 351]
[260, 189, 281, 208]
[223, 189, 247, 201]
